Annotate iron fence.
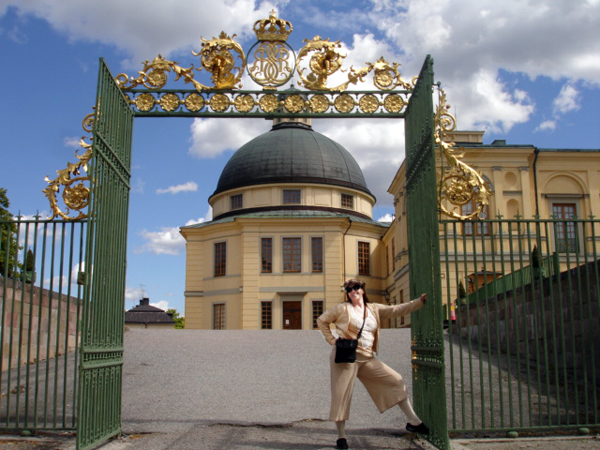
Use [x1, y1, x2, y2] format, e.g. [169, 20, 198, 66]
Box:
[441, 217, 599, 434]
[1, 217, 85, 431]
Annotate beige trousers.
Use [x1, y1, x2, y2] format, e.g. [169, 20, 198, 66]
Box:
[329, 348, 409, 421]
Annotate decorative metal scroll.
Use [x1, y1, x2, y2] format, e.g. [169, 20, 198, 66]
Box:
[124, 90, 410, 116]
[246, 10, 294, 88]
[43, 111, 94, 220]
[115, 10, 414, 95]
[436, 88, 492, 220]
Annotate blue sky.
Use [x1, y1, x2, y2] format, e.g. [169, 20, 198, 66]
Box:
[1, 0, 598, 315]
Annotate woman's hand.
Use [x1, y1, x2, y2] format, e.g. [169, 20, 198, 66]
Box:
[420, 293, 427, 304]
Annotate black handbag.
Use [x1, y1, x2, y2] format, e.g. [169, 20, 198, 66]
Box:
[335, 307, 367, 364]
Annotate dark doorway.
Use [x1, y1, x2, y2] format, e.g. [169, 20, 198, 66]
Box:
[282, 301, 302, 330]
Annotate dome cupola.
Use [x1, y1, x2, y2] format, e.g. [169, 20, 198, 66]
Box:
[212, 121, 372, 198]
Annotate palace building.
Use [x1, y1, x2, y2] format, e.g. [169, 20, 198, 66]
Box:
[181, 117, 393, 330]
[181, 120, 600, 330]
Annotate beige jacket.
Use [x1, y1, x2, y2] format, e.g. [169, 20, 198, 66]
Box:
[317, 299, 424, 354]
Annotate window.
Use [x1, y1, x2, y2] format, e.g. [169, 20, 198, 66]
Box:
[311, 237, 323, 273]
[230, 194, 243, 210]
[312, 301, 324, 329]
[214, 242, 226, 277]
[461, 201, 490, 235]
[391, 238, 396, 271]
[358, 241, 370, 276]
[261, 238, 272, 273]
[283, 238, 301, 272]
[261, 302, 272, 329]
[341, 193, 354, 209]
[553, 203, 578, 252]
[283, 189, 301, 204]
[213, 303, 225, 330]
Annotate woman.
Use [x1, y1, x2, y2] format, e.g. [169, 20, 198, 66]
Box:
[317, 278, 429, 450]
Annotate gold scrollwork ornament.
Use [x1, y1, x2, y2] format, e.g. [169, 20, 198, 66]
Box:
[296, 36, 347, 91]
[247, 41, 295, 88]
[44, 139, 92, 221]
[193, 32, 246, 90]
[116, 54, 207, 91]
[435, 88, 492, 220]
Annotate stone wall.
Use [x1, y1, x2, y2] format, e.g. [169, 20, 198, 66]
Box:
[457, 259, 600, 386]
[1, 277, 81, 372]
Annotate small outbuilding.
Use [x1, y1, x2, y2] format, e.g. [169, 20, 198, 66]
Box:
[125, 298, 175, 329]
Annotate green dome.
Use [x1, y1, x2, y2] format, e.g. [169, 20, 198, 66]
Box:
[213, 122, 372, 197]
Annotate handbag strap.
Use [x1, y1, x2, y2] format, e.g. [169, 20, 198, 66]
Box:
[356, 305, 368, 340]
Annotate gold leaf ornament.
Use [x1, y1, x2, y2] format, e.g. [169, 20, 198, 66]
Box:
[44, 139, 93, 221]
[194, 32, 246, 90]
[435, 88, 492, 220]
[185, 93, 205, 112]
[116, 55, 209, 92]
[309, 94, 330, 113]
[259, 94, 279, 113]
[234, 94, 255, 113]
[296, 36, 347, 91]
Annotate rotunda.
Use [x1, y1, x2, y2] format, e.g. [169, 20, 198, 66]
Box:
[181, 119, 391, 330]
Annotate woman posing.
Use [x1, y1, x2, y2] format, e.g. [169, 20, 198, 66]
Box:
[317, 278, 429, 450]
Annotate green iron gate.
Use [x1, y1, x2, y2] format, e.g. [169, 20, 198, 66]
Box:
[76, 58, 134, 450]
[3, 16, 450, 447]
[442, 216, 600, 436]
[404, 56, 450, 450]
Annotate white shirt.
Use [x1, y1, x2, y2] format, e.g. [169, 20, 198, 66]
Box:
[349, 306, 378, 353]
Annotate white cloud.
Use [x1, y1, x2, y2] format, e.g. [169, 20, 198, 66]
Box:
[131, 177, 145, 194]
[185, 207, 213, 225]
[63, 137, 81, 149]
[536, 120, 557, 132]
[189, 118, 271, 159]
[377, 213, 394, 222]
[156, 181, 198, 195]
[371, 0, 599, 135]
[150, 300, 170, 311]
[136, 208, 212, 255]
[313, 119, 404, 206]
[125, 286, 142, 301]
[2, 0, 282, 67]
[553, 83, 581, 115]
[137, 227, 185, 255]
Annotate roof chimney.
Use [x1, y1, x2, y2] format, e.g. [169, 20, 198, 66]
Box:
[140, 298, 150, 306]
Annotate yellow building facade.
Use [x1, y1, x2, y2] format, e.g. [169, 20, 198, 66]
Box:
[386, 130, 600, 315]
[182, 121, 599, 329]
[181, 119, 391, 330]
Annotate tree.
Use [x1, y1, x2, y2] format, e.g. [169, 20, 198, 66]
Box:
[0, 188, 19, 278]
[167, 308, 185, 329]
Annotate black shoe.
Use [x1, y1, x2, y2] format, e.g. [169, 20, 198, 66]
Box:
[336, 437, 349, 449]
[406, 422, 429, 435]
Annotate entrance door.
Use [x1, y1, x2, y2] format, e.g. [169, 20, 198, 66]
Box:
[282, 301, 302, 329]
